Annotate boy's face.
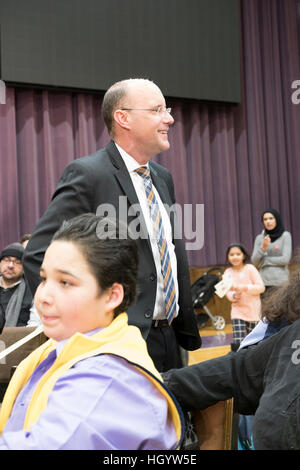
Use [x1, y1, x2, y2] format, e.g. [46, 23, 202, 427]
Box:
[34, 241, 116, 341]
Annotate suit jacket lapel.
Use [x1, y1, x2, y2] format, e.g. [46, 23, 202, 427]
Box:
[150, 170, 173, 206]
[105, 141, 151, 243]
[149, 165, 175, 235]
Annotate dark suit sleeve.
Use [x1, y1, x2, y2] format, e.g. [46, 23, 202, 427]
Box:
[163, 333, 278, 415]
[23, 160, 96, 295]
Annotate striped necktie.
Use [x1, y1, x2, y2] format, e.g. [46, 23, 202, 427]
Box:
[135, 166, 177, 324]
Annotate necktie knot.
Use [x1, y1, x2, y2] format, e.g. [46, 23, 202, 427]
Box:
[135, 166, 151, 179]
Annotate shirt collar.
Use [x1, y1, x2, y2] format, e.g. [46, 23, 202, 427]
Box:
[115, 142, 149, 174]
[55, 327, 104, 356]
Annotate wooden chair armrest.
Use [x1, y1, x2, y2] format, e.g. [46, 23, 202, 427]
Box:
[193, 399, 234, 450]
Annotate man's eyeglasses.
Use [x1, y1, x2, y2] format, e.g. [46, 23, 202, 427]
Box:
[121, 106, 172, 115]
[1, 257, 22, 266]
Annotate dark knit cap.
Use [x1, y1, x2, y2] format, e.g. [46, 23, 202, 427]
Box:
[0, 242, 24, 261]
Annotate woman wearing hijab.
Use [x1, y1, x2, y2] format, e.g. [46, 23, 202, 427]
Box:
[251, 209, 292, 292]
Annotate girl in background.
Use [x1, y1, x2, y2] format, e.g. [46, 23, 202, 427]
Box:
[224, 244, 265, 350]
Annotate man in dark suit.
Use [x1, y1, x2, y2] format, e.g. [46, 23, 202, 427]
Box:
[23, 78, 201, 371]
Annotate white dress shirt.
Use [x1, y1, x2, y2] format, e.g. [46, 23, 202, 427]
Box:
[116, 143, 179, 320]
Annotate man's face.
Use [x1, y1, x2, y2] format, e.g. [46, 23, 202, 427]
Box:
[121, 81, 174, 163]
[0, 257, 24, 285]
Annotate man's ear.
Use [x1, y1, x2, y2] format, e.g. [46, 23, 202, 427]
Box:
[114, 109, 131, 130]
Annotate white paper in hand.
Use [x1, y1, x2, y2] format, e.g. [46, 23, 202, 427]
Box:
[214, 274, 233, 298]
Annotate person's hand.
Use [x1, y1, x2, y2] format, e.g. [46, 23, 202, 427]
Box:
[261, 235, 271, 251]
[232, 290, 242, 301]
[235, 285, 248, 294]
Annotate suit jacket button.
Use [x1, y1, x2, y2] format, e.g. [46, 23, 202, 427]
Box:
[144, 310, 152, 319]
[149, 273, 156, 281]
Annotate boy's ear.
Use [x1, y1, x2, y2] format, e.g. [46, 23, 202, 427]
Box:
[106, 283, 124, 312]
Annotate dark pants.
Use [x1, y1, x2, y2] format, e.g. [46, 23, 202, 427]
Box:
[146, 324, 183, 372]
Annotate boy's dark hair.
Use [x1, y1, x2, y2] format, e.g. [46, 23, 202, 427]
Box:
[225, 243, 251, 266]
[52, 213, 139, 317]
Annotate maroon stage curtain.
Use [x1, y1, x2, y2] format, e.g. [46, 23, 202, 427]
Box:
[0, 0, 299, 267]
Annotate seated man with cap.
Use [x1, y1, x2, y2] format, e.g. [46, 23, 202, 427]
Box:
[0, 243, 33, 330]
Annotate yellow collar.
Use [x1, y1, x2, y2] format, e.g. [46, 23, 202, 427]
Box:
[0, 314, 183, 448]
